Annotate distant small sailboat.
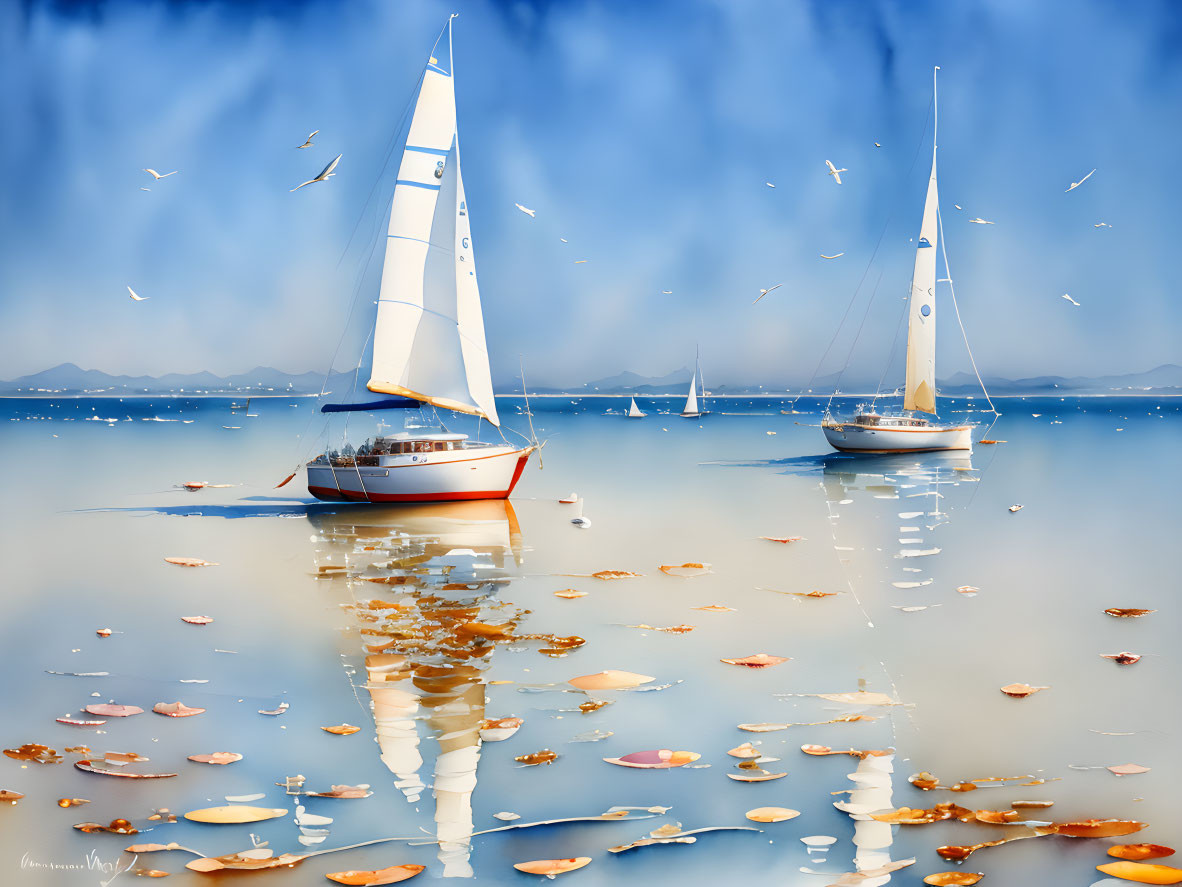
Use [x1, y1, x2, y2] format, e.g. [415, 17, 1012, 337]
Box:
[681, 348, 706, 419]
[626, 396, 646, 418]
[822, 68, 991, 455]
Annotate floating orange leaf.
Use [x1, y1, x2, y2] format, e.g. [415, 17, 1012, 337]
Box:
[720, 653, 789, 669]
[58, 798, 90, 808]
[727, 743, 761, 759]
[515, 749, 558, 766]
[164, 557, 218, 567]
[479, 718, 523, 742]
[322, 724, 360, 736]
[692, 604, 736, 612]
[1105, 608, 1155, 618]
[75, 760, 176, 779]
[326, 864, 426, 885]
[1095, 862, 1182, 884]
[974, 809, 1021, 824]
[4, 743, 62, 764]
[923, 874, 983, 886]
[1101, 651, 1143, 664]
[801, 744, 891, 759]
[181, 616, 213, 625]
[1110, 846, 1176, 861]
[760, 536, 803, 544]
[186, 850, 304, 872]
[745, 807, 800, 823]
[999, 683, 1049, 698]
[512, 858, 592, 876]
[553, 590, 587, 599]
[74, 818, 138, 835]
[1052, 819, 1146, 838]
[658, 563, 712, 577]
[96, 628, 112, 637]
[578, 700, 611, 713]
[1011, 800, 1053, 809]
[1, 790, 25, 803]
[184, 806, 288, 824]
[1107, 762, 1151, 776]
[626, 623, 695, 633]
[591, 570, 642, 580]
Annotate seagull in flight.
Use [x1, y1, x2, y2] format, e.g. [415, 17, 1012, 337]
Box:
[820, 252, 845, 259]
[824, 160, 847, 184]
[874, 141, 882, 148]
[765, 182, 776, 188]
[1062, 293, 1081, 307]
[1093, 221, 1111, 228]
[1065, 168, 1096, 192]
[968, 217, 995, 225]
[127, 286, 149, 301]
[143, 168, 177, 180]
[296, 130, 319, 149]
[514, 203, 536, 217]
[953, 204, 963, 210]
[753, 283, 783, 304]
[661, 290, 673, 294]
[290, 154, 341, 192]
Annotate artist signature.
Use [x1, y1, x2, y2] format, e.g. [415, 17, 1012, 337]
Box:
[20, 849, 137, 885]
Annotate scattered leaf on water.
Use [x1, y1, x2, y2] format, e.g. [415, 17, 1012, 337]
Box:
[578, 700, 612, 713]
[306, 785, 372, 799]
[515, 749, 558, 766]
[512, 858, 592, 876]
[96, 628, 112, 638]
[553, 590, 587, 599]
[75, 760, 176, 779]
[568, 670, 653, 691]
[85, 704, 144, 718]
[924, 874, 984, 886]
[1, 790, 26, 803]
[1011, 800, 1053, 809]
[181, 616, 214, 625]
[603, 749, 700, 769]
[1100, 652, 1142, 665]
[801, 744, 891, 759]
[186, 850, 304, 872]
[591, 571, 643, 580]
[827, 858, 916, 885]
[806, 691, 898, 706]
[999, 683, 1049, 698]
[1052, 819, 1147, 838]
[164, 557, 219, 567]
[74, 818, 138, 835]
[134, 869, 171, 878]
[658, 563, 712, 578]
[727, 743, 761, 759]
[1095, 862, 1182, 884]
[258, 703, 290, 716]
[1107, 763, 1151, 776]
[326, 864, 426, 885]
[1105, 608, 1155, 618]
[746, 807, 800, 823]
[321, 725, 360, 736]
[4, 743, 62, 764]
[187, 753, 242, 765]
[57, 717, 106, 726]
[153, 702, 205, 717]
[58, 798, 91, 807]
[184, 806, 288, 824]
[691, 604, 737, 612]
[720, 653, 789, 669]
[957, 586, 980, 595]
[727, 769, 786, 782]
[479, 718, 523, 742]
[1109, 846, 1176, 861]
[760, 536, 803, 544]
[625, 623, 695, 633]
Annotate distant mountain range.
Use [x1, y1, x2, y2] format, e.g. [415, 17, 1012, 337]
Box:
[3, 362, 1179, 397]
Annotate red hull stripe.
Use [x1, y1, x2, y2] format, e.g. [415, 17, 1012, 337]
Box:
[828, 445, 971, 454]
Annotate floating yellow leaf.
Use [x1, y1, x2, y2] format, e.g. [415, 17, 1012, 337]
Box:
[923, 874, 983, 886]
[554, 590, 587, 599]
[720, 653, 789, 669]
[512, 858, 592, 876]
[692, 604, 736, 612]
[1095, 862, 1182, 884]
[187, 752, 242, 765]
[568, 670, 653, 691]
[1052, 819, 1146, 838]
[514, 750, 557, 766]
[745, 807, 800, 823]
[322, 725, 361, 736]
[164, 557, 218, 567]
[4, 743, 62, 764]
[591, 570, 642, 580]
[999, 683, 1048, 698]
[58, 798, 90, 807]
[1105, 608, 1155, 618]
[183, 806, 288, 824]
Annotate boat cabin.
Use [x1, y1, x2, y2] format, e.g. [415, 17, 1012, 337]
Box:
[314, 432, 489, 468]
[853, 413, 930, 428]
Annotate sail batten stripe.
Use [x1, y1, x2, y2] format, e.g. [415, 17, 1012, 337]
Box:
[395, 179, 442, 191]
[405, 145, 451, 156]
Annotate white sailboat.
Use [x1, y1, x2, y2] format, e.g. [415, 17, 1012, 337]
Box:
[306, 17, 535, 502]
[626, 396, 646, 418]
[680, 349, 705, 418]
[822, 68, 981, 455]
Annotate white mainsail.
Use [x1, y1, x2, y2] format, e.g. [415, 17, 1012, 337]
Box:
[681, 358, 700, 416]
[627, 396, 645, 418]
[367, 19, 500, 426]
[903, 71, 940, 415]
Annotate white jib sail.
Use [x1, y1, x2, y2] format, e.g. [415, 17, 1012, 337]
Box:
[627, 397, 644, 417]
[367, 22, 500, 426]
[904, 74, 940, 415]
[682, 372, 699, 415]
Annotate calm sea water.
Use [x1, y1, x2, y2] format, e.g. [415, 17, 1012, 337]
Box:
[0, 394, 1177, 886]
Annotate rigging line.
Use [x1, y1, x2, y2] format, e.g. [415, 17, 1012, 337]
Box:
[794, 96, 934, 413]
[871, 295, 909, 408]
[829, 269, 885, 410]
[935, 204, 998, 416]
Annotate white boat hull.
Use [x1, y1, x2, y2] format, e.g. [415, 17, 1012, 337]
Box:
[823, 422, 971, 454]
[308, 445, 533, 503]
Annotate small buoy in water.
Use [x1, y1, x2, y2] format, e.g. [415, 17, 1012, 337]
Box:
[571, 517, 592, 529]
[1008, 504, 1024, 513]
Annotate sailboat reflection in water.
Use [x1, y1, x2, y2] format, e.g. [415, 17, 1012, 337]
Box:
[309, 500, 526, 877]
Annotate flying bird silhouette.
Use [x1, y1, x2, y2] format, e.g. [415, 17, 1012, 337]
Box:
[753, 284, 783, 304]
[290, 154, 341, 192]
[1062, 293, 1081, 307]
[1065, 169, 1096, 192]
[514, 203, 536, 217]
[824, 159, 847, 184]
[296, 130, 319, 149]
[127, 286, 149, 301]
[143, 168, 177, 180]
[968, 217, 995, 225]
[820, 253, 845, 259]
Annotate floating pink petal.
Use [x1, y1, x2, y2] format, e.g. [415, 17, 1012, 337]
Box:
[603, 749, 700, 769]
[187, 753, 242, 765]
[181, 616, 214, 625]
[153, 702, 205, 718]
[84, 704, 144, 718]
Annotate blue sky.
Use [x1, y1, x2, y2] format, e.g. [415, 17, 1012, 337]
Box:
[1, 0, 1178, 387]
